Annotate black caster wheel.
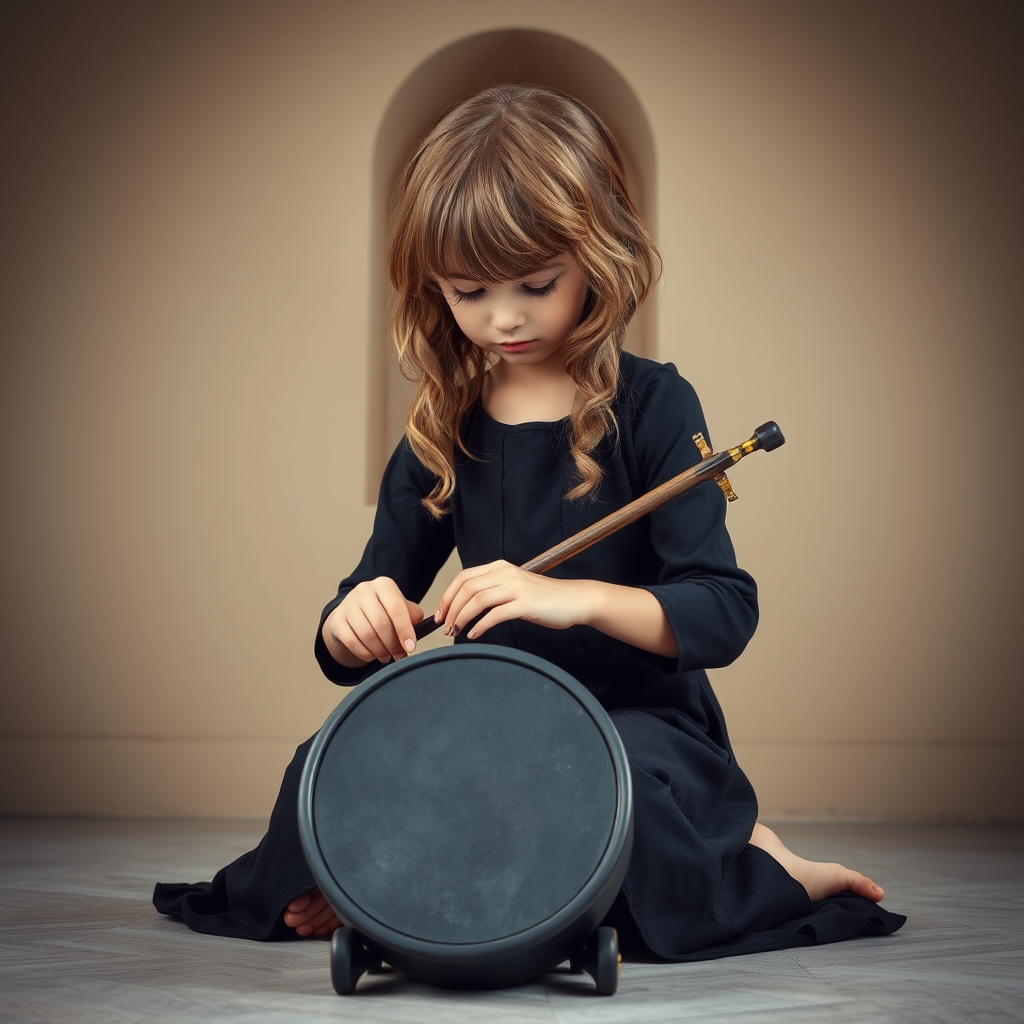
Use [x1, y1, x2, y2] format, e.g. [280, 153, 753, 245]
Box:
[572, 926, 620, 995]
[330, 927, 381, 995]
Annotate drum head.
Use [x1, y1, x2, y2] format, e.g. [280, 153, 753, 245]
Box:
[300, 646, 627, 950]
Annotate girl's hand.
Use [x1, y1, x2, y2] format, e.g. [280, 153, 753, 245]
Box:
[435, 560, 599, 640]
[322, 577, 424, 667]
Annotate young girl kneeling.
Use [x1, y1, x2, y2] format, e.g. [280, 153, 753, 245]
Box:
[154, 84, 905, 960]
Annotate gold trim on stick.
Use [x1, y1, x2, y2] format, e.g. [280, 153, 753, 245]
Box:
[692, 433, 738, 501]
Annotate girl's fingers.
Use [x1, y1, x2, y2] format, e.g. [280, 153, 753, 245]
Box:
[437, 561, 507, 622]
[333, 618, 377, 664]
[463, 606, 516, 640]
[350, 607, 395, 664]
[372, 592, 420, 659]
[445, 570, 581, 637]
[446, 583, 510, 636]
[444, 565, 522, 634]
[443, 578, 487, 634]
[369, 598, 406, 662]
[367, 590, 423, 661]
[379, 591, 420, 655]
[329, 577, 423, 665]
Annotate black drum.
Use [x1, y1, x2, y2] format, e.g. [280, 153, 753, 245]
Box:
[298, 644, 633, 995]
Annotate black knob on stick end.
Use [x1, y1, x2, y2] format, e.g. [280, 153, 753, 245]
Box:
[754, 421, 785, 452]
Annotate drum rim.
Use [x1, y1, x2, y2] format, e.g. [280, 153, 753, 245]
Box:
[298, 643, 633, 964]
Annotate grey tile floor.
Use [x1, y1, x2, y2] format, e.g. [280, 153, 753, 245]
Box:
[0, 818, 1021, 1023]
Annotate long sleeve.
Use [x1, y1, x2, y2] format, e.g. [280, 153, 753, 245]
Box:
[625, 362, 759, 674]
[314, 439, 455, 685]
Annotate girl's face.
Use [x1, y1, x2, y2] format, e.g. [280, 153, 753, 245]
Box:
[436, 255, 589, 369]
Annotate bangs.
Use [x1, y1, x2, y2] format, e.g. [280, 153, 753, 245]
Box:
[420, 147, 575, 285]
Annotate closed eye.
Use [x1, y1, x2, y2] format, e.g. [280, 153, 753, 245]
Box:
[521, 278, 559, 297]
[447, 275, 559, 305]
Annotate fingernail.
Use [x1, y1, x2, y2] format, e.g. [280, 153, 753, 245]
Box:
[451, 624, 461, 637]
[404, 638, 415, 653]
[467, 630, 476, 639]
[433, 609, 441, 623]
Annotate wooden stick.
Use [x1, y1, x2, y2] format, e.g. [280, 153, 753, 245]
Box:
[413, 421, 784, 640]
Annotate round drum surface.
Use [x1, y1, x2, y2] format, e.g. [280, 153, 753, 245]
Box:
[311, 653, 618, 945]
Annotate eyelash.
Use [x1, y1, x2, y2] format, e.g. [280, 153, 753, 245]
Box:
[449, 279, 559, 305]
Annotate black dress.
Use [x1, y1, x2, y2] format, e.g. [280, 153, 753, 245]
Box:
[154, 353, 905, 958]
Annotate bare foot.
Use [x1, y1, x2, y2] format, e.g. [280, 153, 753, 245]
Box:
[749, 823, 885, 903]
[282, 888, 342, 937]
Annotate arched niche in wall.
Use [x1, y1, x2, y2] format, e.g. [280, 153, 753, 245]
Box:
[366, 29, 657, 501]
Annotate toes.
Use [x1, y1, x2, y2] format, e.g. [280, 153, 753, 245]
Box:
[283, 907, 303, 926]
[284, 889, 327, 930]
[845, 870, 884, 902]
[286, 889, 317, 914]
[298, 902, 338, 936]
[311, 915, 342, 938]
[858, 876, 885, 902]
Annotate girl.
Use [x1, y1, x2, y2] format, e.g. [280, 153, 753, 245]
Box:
[155, 84, 904, 959]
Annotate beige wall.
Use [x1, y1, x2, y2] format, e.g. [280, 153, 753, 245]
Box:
[0, 0, 1020, 821]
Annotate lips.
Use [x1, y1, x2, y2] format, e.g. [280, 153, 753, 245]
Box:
[498, 340, 534, 352]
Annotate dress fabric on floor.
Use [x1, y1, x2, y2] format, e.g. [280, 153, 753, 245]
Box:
[152, 707, 905, 955]
[154, 354, 905, 956]
[153, 738, 317, 942]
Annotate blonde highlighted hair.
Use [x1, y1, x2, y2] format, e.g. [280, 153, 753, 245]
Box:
[388, 84, 661, 518]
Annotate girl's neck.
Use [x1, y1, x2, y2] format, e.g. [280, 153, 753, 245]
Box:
[482, 358, 577, 425]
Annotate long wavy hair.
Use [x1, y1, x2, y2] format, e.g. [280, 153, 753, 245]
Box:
[388, 84, 661, 519]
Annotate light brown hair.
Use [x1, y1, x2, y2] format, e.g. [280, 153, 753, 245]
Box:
[388, 84, 661, 518]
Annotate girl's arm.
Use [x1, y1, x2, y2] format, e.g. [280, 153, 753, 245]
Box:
[315, 439, 455, 685]
[579, 580, 678, 657]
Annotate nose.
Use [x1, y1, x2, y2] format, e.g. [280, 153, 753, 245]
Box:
[491, 297, 526, 335]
